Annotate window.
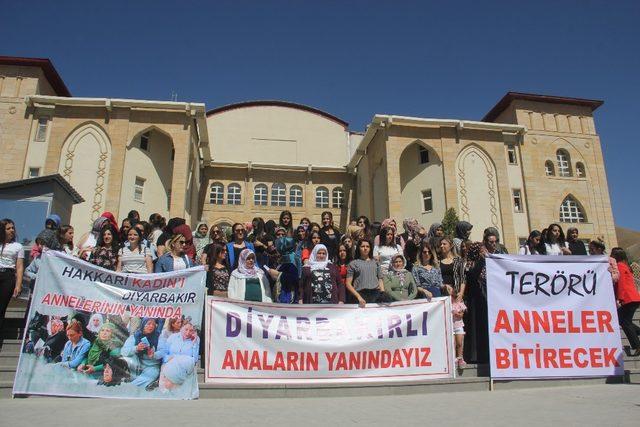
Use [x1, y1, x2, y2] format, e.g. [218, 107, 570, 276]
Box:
[512, 189, 523, 213]
[271, 183, 286, 207]
[35, 117, 48, 142]
[209, 182, 224, 204]
[315, 187, 329, 208]
[332, 187, 345, 208]
[506, 145, 517, 165]
[545, 160, 555, 176]
[140, 132, 150, 151]
[134, 177, 145, 202]
[576, 162, 586, 178]
[556, 149, 572, 177]
[419, 146, 429, 164]
[28, 167, 40, 178]
[559, 196, 586, 223]
[289, 185, 303, 207]
[421, 189, 433, 212]
[254, 184, 268, 206]
[227, 183, 242, 205]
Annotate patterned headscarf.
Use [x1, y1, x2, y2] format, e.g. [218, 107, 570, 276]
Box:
[237, 249, 259, 277]
[403, 218, 422, 244]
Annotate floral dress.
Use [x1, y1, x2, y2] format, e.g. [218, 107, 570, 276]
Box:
[90, 247, 117, 271]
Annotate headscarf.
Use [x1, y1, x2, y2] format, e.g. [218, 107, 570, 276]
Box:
[45, 214, 61, 229]
[466, 242, 487, 297]
[427, 223, 443, 240]
[165, 217, 186, 234]
[455, 221, 473, 240]
[100, 212, 119, 233]
[381, 218, 397, 232]
[87, 313, 104, 333]
[308, 244, 331, 271]
[236, 249, 259, 277]
[91, 217, 109, 238]
[403, 218, 422, 244]
[86, 322, 122, 366]
[161, 354, 195, 387]
[38, 229, 62, 251]
[173, 224, 195, 260]
[134, 318, 160, 350]
[389, 254, 408, 286]
[193, 222, 211, 255]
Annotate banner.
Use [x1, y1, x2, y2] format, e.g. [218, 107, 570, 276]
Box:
[487, 254, 624, 379]
[205, 297, 455, 384]
[13, 251, 206, 399]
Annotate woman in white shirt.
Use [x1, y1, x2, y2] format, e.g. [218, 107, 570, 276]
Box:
[519, 230, 542, 255]
[116, 228, 153, 274]
[544, 224, 571, 256]
[0, 219, 24, 332]
[374, 226, 403, 275]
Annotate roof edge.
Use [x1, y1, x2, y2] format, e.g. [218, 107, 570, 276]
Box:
[482, 92, 604, 122]
[0, 56, 71, 97]
[206, 100, 349, 128]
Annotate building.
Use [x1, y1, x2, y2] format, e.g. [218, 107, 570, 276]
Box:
[0, 56, 617, 251]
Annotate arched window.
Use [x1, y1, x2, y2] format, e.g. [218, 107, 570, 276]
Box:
[559, 196, 586, 223]
[254, 184, 268, 206]
[289, 185, 303, 207]
[227, 183, 242, 205]
[332, 187, 345, 208]
[556, 149, 572, 177]
[271, 183, 286, 206]
[576, 162, 586, 178]
[545, 160, 555, 176]
[209, 182, 224, 205]
[315, 187, 329, 208]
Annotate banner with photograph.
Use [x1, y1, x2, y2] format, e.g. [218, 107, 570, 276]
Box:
[205, 297, 455, 384]
[13, 251, 206, 399]
[487, 254, 624, 379]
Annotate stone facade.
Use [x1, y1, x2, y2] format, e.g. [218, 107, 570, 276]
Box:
[0, 58, 617, 252]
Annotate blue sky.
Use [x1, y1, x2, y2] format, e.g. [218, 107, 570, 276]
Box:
[2, 0, 638, 230]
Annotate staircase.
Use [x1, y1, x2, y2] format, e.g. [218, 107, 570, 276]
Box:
[2, 300, 639, 398]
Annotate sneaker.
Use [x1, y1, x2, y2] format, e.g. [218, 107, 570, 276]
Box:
[456, 357, 466, 369]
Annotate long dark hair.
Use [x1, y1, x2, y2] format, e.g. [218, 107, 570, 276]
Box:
[321, 211, 336, 230]
[610, 247, 628, 265]
[279, 211, 294, 235]
[337, 243, 352, 266]
[378, 226, 396, 248]
[96, 224, 120, 252]
[355, 238, 374, 260]
[418, 240, 438, 267]
[0, 218, 16, 254]
[526, 230, 542, 254]
[208, 243, 228, 269]
[307, 231, 321, 249]
[545, 223, 566, 245]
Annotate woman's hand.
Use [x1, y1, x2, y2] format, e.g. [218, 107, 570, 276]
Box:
[77, 365, 85, 373]
[12, 285, 22, 298]
[444, 285, 454, 296]
[357, 297, 366, 308]
[456, 293, 464, 303]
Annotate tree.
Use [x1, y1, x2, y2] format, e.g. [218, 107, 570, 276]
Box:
[442, 207, 459, 237]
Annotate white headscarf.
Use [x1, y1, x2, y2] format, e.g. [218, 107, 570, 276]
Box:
[236, 248, 259, 278]
[87, 313, 104, 333]
[308, 244, 331, 271]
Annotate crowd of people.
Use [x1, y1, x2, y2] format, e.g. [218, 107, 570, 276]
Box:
[0, 208, 639, 376]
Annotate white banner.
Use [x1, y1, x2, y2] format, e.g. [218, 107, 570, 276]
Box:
[205, 297, 455, 384]
[487, 254, 624, 379]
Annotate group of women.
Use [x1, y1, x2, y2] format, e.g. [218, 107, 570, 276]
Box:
[1, 209, 639, 373]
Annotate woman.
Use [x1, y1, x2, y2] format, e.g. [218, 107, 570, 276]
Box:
[279, 210, 294, 238]
[453, 221, 473, 254]
[157, 322, 199, 364]
[58, 320, 91, 369]
[483, 227, 509, 254]
[308, 222, 321, 235]
[519, 230, 543, 255]
[356, 216, 371, 240]
[464, 241, 489, 363]
[336, 243, 352, 285]
[159, 316, 183, 348]
[374, 218, 405, 248]
[299, 244, 345, 304]
[121, 318, 162, 388]
[193, 222, 211, 259]
[117, 227, 153, 274]
[119, 218, 132, 244]
[57, 225, 74, 255]
[373, 226, 403, 274]
[173, 224, 196, 263]
[400, 217, 425, 268]
[544, 223, 571, 255]
[127, 210, 140, 223]
[77, 216, 109, 260]
[299, 217, 311, 230]
[44, 214, 61, 230]
[427, 222, 445, 255]
[89, 225, 119, 271]
[610, 248, 640, 356]
[346, 239, 385, 307]
[412, 241, 443, 299]
[588, 239, 619, 283]
[439, 237, 466, 300]
[340, 234, 355, 259]
[383, 254, 418, 301]
[200, 224, 227, 265]
[86, 313, 104, 341]
[319, 211, 342, 261]
[226, 223, 256, 271]
[77, 322, 122, 376]
[206, 243, 230, 297]
[0, 219, 24, 333]
[156, 217, 186, 257]
[302, 231, 321, 265]
[566, 227, 587, 255]
[155, 234, 194, 273]
[148, 213, 166, 245]
[227, 249, 272, 302]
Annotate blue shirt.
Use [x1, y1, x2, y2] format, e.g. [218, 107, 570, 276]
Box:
[59, 337, 91, 369]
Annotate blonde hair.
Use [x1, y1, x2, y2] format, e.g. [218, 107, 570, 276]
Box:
[168, 233, 185, 249]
